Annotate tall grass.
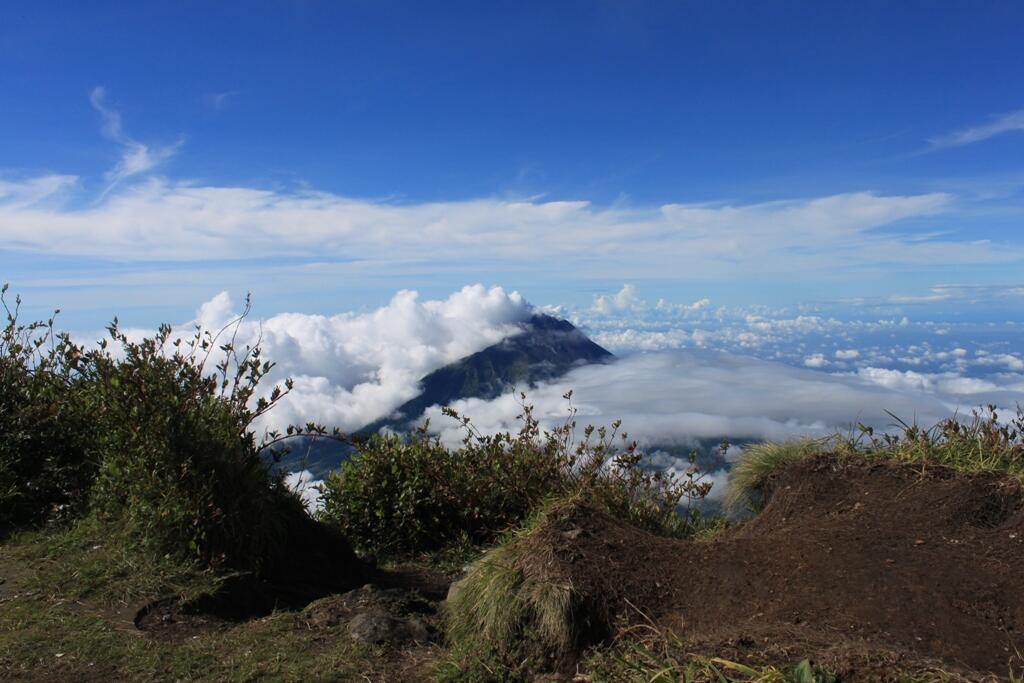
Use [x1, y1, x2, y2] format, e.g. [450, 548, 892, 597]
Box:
[848, 407, 1024, 476]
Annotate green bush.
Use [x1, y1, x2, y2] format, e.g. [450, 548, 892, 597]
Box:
[83, 318, 308, 571]
[0, 285, 338, 574]
[320, 395, 712, 558]
[0, 285, 97, 534]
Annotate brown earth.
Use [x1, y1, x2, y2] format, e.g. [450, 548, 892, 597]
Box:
[526, 455, 1024, 679]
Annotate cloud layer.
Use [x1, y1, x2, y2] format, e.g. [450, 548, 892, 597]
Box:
[422, 349, 1001, 448]
[3, 174, 1016, 282]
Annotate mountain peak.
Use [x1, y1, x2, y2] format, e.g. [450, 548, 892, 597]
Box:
[357, 314, 612, 437]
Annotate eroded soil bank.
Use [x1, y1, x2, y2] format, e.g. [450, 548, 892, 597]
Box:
[525, 456, 1024, 678]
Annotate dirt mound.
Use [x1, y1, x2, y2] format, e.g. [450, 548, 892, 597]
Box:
[503, 456, 1024, 678]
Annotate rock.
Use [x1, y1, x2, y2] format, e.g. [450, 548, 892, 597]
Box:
[302, 583, 437, 644]
[346, 608, 431, 644]
[346, 608, 395, 644]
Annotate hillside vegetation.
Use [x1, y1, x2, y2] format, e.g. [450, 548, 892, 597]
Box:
[2, 287, 1023, 682]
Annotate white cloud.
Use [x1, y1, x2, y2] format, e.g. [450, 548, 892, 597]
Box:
[205, 90, 238, 111]
[591, 328, 690, 352]
[592, 284, 645, 314]
[929, 109, 1024, 150]
[803, 353, 828, 368]
[852, 366, 1012, 397]
[835, 349, 860, 360]
[844, 284, 1024, 307]
[0, 175, 78, 208]
[656, 297, 711, 315]
[973, 352, 1024, 372]
[139, 285, 533, 435]
[89, 87, 181, 192]
[1, 178, 1014, 280]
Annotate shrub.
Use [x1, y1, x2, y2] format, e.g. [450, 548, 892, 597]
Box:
[81, 311, 311, 572]
[320, 394, 712, 558]
[0, 286, 345, 575]
[0, 285, 96, 533]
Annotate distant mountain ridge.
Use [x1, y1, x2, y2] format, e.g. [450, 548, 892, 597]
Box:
[354, 314, 613, 437]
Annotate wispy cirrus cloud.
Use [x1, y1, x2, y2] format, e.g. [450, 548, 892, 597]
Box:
[928, 108, 1024, 150]
[204, 90, 238, 112]
[842, 283, 1024, 307]
[89, 87, 182, 193]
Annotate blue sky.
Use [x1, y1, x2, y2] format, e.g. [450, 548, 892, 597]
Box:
[2, 1, 1024, 329]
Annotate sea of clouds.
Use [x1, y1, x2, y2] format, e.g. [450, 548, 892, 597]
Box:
[129, 284, 1024, 507]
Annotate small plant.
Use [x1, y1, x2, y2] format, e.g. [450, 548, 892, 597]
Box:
[848, 406, 1024, 477]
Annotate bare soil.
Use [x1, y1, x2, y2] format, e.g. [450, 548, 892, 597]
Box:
[529, 455, 1024, 679]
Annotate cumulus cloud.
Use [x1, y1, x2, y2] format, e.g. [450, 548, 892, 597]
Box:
[656, 297, 711, 315]
[803, 353, 828, 368]
[1, 175, 1014, 281]
[144, 285, 533, 435]
[974, 352, 1024, 372]
[89, 87, 181, 192]
[929, 109, 1024, 150]
[592, 284, 645, 314]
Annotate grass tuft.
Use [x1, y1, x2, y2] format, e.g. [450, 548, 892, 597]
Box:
[724, 439, 822, 516]
[440, 496, 590, 681]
